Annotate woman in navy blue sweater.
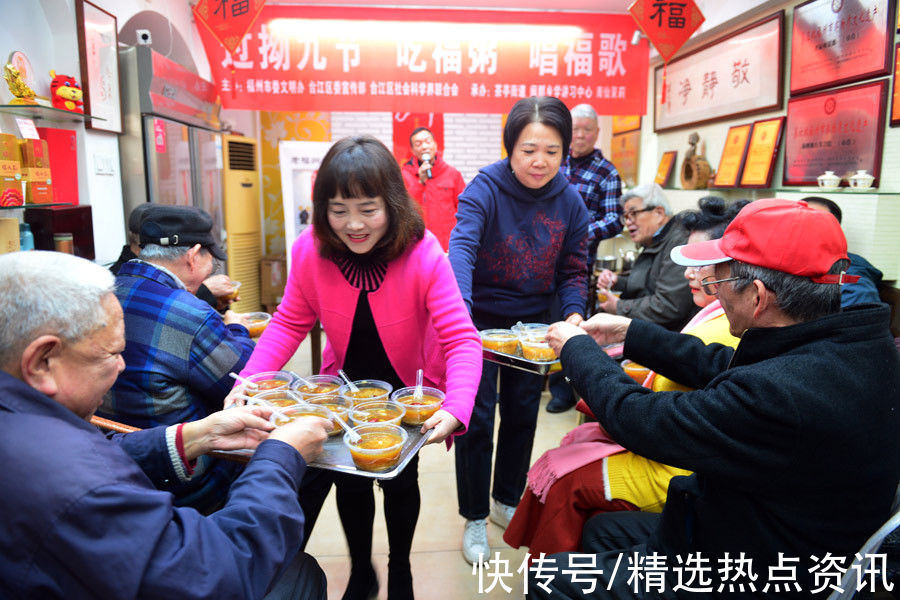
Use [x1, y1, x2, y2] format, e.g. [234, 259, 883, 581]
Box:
[448, 96, 589, 564]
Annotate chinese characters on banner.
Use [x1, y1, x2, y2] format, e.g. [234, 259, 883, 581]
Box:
[193, 0, 268, 54]
[628, 0, 705, 62]
[195, 5, 649, 114]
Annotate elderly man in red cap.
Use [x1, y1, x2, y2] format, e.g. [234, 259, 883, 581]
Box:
[532, 199, 899, 598]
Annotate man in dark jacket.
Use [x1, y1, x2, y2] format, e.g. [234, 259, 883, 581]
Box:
[0, 250, 330, 599]
[594, 182, 697, 331]
[538, 199, 899, 598]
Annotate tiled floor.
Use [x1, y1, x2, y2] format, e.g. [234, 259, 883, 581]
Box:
[286, 338, 580, 600]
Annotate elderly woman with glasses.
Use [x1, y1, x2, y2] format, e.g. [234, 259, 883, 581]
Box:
[594, 183, 698, 331]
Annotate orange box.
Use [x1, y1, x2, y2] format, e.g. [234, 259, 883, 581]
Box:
[18, 139, 53, 204]
[0, 134, 23, 207]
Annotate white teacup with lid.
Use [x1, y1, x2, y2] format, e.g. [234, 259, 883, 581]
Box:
[848, 169, 874, 189]
[817, 171, 840, 189]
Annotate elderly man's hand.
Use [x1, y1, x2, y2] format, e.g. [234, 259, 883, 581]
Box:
[223, 310, 250, 328]
[547, 321, 589, 355]
[596, 269, 618, 289]
[579, 313, 632, 346]
[181, 405, 276, 460]
[203, 274, 237, 298]
[269, 417, 330, 463]
[596, 288, 620, 314]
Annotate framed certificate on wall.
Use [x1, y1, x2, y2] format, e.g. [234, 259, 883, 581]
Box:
[891, 44, 900, 126]
[611, 115, 641, 134]
[790, 0, 894, 96]
[740, 117, 784, 188]
[712, 124, 752, 187]
[654, 151, 677, 186]
[782, 80, 886, 187]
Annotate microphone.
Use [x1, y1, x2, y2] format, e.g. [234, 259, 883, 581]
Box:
[420, 152, 433, 179]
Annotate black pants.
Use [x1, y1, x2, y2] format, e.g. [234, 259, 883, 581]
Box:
[527, 512, 668, 599]
[263, 550, 327, 600]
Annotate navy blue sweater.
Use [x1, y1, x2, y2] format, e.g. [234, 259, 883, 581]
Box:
[448, 158, 589, 319]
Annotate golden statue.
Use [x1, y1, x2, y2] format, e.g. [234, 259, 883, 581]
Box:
[4, 63, 39, 105]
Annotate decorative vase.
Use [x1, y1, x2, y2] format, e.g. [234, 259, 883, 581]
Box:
[848, 169, 875, 189]
[817, 171, 840, 189]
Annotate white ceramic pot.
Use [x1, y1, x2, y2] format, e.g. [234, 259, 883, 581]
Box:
[817, 171, 841, 189]
[848, 169, 874, 189]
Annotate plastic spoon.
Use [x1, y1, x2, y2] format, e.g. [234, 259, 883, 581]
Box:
[295, 398, 361, 443]
[338, 369, 359, 392]
[413, 368, 424, 402]
[229, 372, 259, 390]
[288, 371, 315, 391]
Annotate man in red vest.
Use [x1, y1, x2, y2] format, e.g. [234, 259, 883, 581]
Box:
[401, 127, 466, 251]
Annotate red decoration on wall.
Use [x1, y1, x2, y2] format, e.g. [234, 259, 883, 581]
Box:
[195, 5, 648, 115]
[193, 0, 267, 54]
[629, 0, 704, 104]
[392, 113, 444, 165]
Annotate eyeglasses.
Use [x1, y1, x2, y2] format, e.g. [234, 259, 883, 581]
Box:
[620, 207, 655, 224]
[699, 275, 742, 296]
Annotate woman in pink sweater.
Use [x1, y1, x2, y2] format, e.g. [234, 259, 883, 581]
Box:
[239, 136, 481, 600]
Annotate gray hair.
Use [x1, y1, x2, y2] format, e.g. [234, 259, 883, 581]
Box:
[621, 183, 671, 215]
[730, 258, 847, 322]
[570, 104, 598, 122]
[139, 243, 192, 262]
[0, 251, 115, 367]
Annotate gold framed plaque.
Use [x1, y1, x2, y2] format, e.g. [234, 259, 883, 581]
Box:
[611, 115, 641, 134]
[712, 124, 752, 188]
[610, 130, 640, 188]
[654, 151, 677, 186]
[740, 117, 784, 188]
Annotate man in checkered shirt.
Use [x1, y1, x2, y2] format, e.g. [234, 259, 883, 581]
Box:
[548, 104, 623, 413]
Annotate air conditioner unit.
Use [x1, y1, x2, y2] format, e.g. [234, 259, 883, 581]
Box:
[222, 135, 261, 313]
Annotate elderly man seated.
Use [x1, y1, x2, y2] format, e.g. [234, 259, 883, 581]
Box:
[535, 199, 899, 598]
[595, 183, 697, 331]
[98, 204, 255, 513]
[0, 250, 330, 599]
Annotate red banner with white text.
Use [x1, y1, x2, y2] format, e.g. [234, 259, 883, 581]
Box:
[196, 5, 648, 114]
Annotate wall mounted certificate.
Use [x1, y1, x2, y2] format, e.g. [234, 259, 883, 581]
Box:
[740, 117, 784, 187]
[610, 131, 640, 188]
[611, 115, 641, 134]
[782, 80, 886, 187]
[654, 13, 783, 132]
[712, 124, 752, 187]
[654, 151, 677, 186]
[790, 0, 893, 96]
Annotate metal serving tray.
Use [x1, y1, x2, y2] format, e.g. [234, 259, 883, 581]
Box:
[219, 425, 431, 480]
[482, 349, 561, 375]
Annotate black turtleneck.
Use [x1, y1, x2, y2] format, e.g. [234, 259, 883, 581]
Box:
[336, 252, 403, 389]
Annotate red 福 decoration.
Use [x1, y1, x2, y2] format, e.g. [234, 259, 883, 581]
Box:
[629, 0, 704, 104]
[193, 0, 267, 54]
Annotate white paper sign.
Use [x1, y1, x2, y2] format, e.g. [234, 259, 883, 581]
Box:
[15, 118, 40, 139]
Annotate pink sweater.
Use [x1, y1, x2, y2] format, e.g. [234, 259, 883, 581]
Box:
[241, 229, 481, 436]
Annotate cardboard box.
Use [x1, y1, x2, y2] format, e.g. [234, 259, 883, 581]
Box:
[0, 218, 21, 254]
[260, 255, 287, 305]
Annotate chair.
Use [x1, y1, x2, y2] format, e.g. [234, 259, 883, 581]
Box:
[827, 481, 900, 600]
[90, 416, 250, 464]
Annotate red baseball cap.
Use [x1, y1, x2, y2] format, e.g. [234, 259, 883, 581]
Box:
[670, 199, 858, 284]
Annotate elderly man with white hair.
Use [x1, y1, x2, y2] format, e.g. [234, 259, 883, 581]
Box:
[0, 250, 331, 599]
[595, 182, 697, 331]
